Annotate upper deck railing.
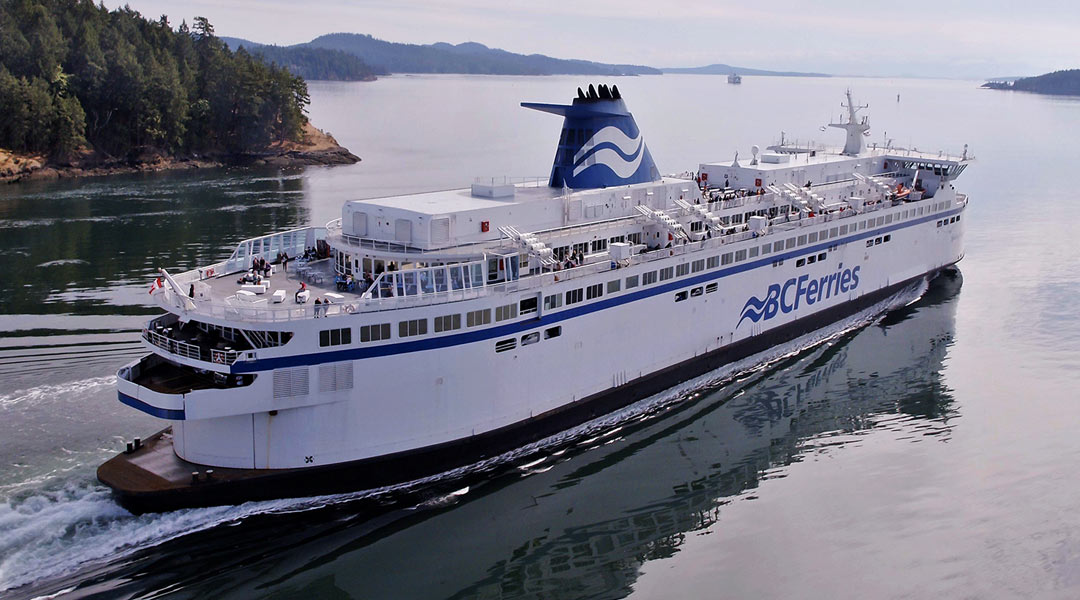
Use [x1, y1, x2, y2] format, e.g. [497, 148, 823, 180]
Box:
[154, 181, 961, 323]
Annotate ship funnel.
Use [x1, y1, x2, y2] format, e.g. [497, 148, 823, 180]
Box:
[522, 84, 660, 189]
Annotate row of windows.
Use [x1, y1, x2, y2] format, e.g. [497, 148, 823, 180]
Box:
[360, 323, 390, 343]
[796, 252, 829, 268]
[399, 318, 428, 338]
[495, 303, 518, 322]
[434, 314, 461, 333]
[319, 327, 352, 347]
[937, 215, 960, 227]
[467, 308, 492, 327]
[496, 326, 562, 353]
[674, 282, 719, 302]
[866, 234, 893, 248]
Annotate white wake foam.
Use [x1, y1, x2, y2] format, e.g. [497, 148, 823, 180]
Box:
[0, 376, 117, 410]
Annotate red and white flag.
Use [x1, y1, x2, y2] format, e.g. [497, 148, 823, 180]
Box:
[148, 277, 163, 295]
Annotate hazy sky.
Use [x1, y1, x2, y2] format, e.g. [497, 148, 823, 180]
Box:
[106, 1, 1078, 79]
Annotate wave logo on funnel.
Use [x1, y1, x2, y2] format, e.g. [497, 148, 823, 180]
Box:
[572, 126, 645, 178]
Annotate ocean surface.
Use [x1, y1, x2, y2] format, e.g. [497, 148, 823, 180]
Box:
[1, 74, 1078, 599]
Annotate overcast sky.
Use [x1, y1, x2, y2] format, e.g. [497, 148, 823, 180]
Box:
[107, 1, 1077, 79]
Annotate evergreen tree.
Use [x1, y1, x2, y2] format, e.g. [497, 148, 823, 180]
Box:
[0, 0, 310, 158]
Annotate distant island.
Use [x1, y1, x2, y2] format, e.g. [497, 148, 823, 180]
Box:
[661, 64, 829, 77]
[224, 34, 661, 77]
[223, 33, 828, 80]
[0, 0, 357, 183]
[982, 70, 1080, 96]
[220, 39, 388, 82]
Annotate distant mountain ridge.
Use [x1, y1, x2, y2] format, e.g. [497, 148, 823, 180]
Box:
[223, 34, 824, 79]
[304, 33, 660, 76]
[661, 63, 829, 77]
[982, 69, 1080, 96]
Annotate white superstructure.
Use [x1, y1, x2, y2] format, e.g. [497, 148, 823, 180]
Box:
[102, 86, 969, 509]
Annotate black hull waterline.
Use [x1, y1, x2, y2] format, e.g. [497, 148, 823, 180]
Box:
[98, 268, 951, 513]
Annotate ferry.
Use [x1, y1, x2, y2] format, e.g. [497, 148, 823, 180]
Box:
[728, 72, 742, 84]
[98, 85, 970, 512]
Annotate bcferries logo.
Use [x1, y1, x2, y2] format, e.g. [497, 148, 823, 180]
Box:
[737, 264, 861, 328]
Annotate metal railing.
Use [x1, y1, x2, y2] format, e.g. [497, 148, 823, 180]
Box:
[143, 328, 242, 365]
[152, 182, 956, 322]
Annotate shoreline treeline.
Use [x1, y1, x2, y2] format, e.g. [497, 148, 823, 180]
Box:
[0, 0, 309, 159]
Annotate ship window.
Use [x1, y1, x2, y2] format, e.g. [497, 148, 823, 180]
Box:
[807, 255, 816, 264]
[609, 235, 626, 244]
[818, 253, 827, 261]
[866, 240, 874, 247]
[808, 232, 818, 243]
[796, 258, 806, 267]
[572, 242, 589, 257]
[360, 323, 390, 342]
[495, 338, 517, 353]
[520, 297, 538, 315]
[591, 239, 607, 253]
[434, 314, 462, 333]
[749, 246, 759, 258]
[607, 279, 621, 294]
[399, 319, 428, 338]
[884, 235, 891, 242]
[467, 309, 492, 327]
[760, 244, 771, 256]
[674, 291, 688, 302]
[586, 283, 603, 300]
[642, 271, 658, 285]
[885, 214, 893, 224]
[705, 283, 718, 293]
[521, 332, 540, 346]
[707, 256, 720, 268]
[875, 237, 882, 245]
[544, 294, 563, 310]
[797, 235, 807, 246]
[774, 241, 785, 253]
[692, 259, 705, 273]
[659, 267, 674, 281]
[691, 287, 704, 297]
[320, 327, 352, 347]
[786, 238, 797, 249]
[721, 253, 733, 265]
[734, 249, 747, 262]
[676, 263, 689, 277]
[839, 225, 849, 235]
[495, 303, 518, 321]
[545, 326, 562, 339]
[625, 275, 639, 289]
[628, 232, 643, 245]
[830, 227, 839, 238]
[566, 288, 584, 305]
[937, 220, 943, 227]
[876, 216, 885, 227]
[956, 215, 961, 222]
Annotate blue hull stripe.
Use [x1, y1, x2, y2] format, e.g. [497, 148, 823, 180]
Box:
[234, 205, 964, 374]
[119, 392, 186, 420]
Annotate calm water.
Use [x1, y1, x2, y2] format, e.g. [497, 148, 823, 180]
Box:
[1, 75, 1079, 599]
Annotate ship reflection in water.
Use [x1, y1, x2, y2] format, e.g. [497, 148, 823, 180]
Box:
[99, 272, 961, 599]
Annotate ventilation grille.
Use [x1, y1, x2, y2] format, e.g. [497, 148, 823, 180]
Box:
[273, 367, 309, 399]
[319, 362, 354, 393]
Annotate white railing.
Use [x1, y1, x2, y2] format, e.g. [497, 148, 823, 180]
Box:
[143, 328, 243, 365]
[153, 186, 952, 323]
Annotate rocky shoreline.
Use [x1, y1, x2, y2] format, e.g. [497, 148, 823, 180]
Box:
[1, 122, 359, 184]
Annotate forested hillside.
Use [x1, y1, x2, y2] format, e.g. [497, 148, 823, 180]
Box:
[247, 45, 386, 81]
[0, 0, 310, 159]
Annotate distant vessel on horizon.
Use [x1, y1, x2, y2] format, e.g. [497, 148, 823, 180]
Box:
[98, 85, 971, 512]
[728, 72, 742, 84]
